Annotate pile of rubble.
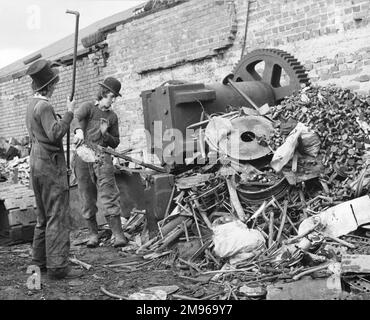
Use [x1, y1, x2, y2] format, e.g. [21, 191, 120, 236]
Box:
[0, 136, 30, 185]
[104, 84, 370, 300]
[0, 156, 31, 186]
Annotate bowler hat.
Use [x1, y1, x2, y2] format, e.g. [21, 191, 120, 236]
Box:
[98, 77, 122, 97]
[26, 59, 59, 91]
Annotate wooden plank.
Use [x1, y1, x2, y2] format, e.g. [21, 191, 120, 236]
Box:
[292, 151, 298, 173]
[226, 176, 247, 221]
[4, 194, 36, 210]
[8, 207, 37, 227]
[9, 223, 35, 243]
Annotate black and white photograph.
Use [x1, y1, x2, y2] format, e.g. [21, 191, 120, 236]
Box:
[0, 0, 370, 305]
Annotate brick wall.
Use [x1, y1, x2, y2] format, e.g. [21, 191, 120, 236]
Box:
[0, 77, 33, 140]
[50, 56, 104, 115]
[128, 0, 237, 73]
[244, 0, 370, 94]
[1, 0, 370, 155]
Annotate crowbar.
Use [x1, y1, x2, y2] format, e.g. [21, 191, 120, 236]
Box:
[66, 9, 80, 186]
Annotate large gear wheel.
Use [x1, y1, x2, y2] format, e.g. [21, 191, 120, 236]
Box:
[232, 49, 310, 102]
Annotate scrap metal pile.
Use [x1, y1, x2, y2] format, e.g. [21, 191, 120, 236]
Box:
[112, 84, 370, 300]
[270, 85, 370, 203]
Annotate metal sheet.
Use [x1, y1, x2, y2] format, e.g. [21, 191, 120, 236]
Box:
[342, 255, 370, 274]
[176, 174, 213, 189]
[266, 276, 342, 300]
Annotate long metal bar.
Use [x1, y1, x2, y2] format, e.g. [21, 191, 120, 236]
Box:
[66, 10, 80, 99]
[66, 10, 80, 186]
[240, 0, 251, 59]
[99, 146, 167, 173]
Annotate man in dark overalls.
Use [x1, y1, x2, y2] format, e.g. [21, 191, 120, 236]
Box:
[72, 77, 127, 248]
[25, 60, 82, 280]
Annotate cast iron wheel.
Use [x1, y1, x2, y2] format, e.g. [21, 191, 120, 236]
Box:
[232, 48, 310, 103]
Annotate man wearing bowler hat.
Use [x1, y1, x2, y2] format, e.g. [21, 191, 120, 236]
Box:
[25, 59, 82, 280]
[72, 77, 128, 248]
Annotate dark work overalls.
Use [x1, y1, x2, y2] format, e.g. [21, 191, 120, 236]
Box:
[72, 102, 121, 220]
[26, 97, 73, 272]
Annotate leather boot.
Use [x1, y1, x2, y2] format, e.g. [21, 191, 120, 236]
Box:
[48, 265, 84, 280]
[86, 217, 99, 248]
[108, 215, 128, 248]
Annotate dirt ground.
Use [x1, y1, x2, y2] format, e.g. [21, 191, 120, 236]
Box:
[2, 227, 370, 301]
[0, 228, 221, 301]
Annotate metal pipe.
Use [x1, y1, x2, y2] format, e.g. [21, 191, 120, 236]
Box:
[240, 0, 251, 59]
[99, 146, 167, 173]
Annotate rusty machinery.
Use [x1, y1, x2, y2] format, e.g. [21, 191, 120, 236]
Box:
[141, 48, 310, 168]
[132, 49, 310, 230]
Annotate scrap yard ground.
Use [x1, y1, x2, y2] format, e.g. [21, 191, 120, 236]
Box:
[0, 231, 223, 301]
[1, 230, 370, 301]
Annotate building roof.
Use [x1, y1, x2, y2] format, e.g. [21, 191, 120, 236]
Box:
[0, 3, 145, 79]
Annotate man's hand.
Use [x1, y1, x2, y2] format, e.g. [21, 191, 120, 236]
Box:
[67, 96, 77, 113]
[74, 129, 84, 147]
[100, 118, 109, 135]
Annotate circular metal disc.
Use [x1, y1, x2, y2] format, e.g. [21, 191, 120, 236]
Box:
[218, 116, 273, 160]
